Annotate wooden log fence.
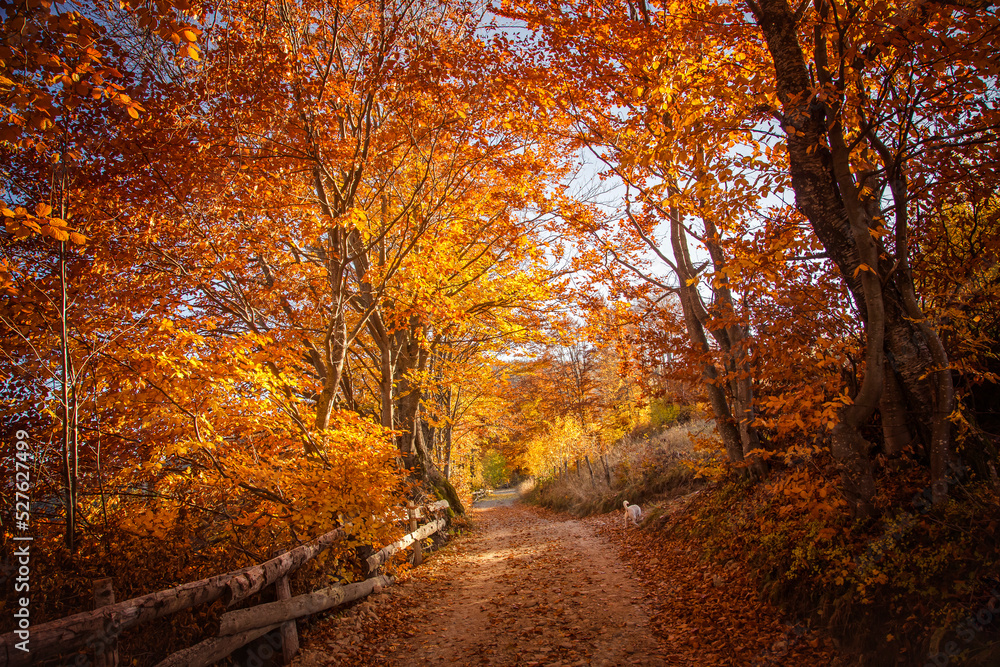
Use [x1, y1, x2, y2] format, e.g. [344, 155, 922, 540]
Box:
[269, 547, 298, 665]
[0, 500, 451, 667]
[152, 623, 283, 667]
[364, 518, 447, 574]
[92, 578, 118, 667]
[407, 503, 423, 567]
[215, 575, 394, 638]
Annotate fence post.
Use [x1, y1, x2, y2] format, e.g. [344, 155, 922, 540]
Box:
[408, 502, 423, 566]
[274, 574, 300, 663]
[93, 578, 118, 667]
[264, 546, 299, 664]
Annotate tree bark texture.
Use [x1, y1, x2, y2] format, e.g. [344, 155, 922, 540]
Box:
[669, 209, 746, 466]
[748, 0, 952, 510]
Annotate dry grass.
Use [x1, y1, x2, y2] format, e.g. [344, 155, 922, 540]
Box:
[527, 418, 718, 517]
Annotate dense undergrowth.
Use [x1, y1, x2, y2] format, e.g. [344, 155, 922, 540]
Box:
[528, 418, 1000, 666]
[678, 466, 1000, 666]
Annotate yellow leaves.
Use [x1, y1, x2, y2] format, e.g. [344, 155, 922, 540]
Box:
[163, 23, 202, 53]
[112, 91, 145, 118]
[346, 207, 368, 228]
[123, 506, 180, 540]
[29, 115, 54, 131]
[852, 263, 875, 278]
[43, 222, 69, 241]
[3, 201, 89, 244]
[329, 207, 371, 238]
[178, 42, 201, 61]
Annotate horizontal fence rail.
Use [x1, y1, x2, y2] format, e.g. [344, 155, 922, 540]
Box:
[0, 500, 452, 667]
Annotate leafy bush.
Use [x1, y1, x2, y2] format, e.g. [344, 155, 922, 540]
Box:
[481, 449, 509, 488]
[649, 399, 693, 429]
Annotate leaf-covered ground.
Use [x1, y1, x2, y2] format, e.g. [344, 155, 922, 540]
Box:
[294, 493, 839, 665]
[587, 492, 840, 665]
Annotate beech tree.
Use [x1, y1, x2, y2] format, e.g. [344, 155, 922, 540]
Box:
[499, 0, 777, 474]
[499, 0, 999, 513]
[746, 0, 999, 510]
[3, 0, 579, 566]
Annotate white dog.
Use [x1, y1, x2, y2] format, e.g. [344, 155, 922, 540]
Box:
[623, 500, 642, 528]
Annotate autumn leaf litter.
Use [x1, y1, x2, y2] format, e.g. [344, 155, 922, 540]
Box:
[295, 493, 839, 666]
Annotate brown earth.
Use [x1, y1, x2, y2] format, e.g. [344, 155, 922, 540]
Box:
[293, 490, 837, 666]
[294, 491, 667, 666]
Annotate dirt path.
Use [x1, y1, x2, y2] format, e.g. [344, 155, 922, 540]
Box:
[296, 493, 668, 666]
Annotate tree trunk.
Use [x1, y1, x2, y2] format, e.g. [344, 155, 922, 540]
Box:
[313, 308, 349, 435]
[443, 422, 453, 479]
[669, 210, 746, 466]
[59, 239, 76, 552]
[748, 0, 952, 511]
[699, 214, 766, 474]
[367, 313, 395, 431]
[394, 326, 465, 513]
[880, 363, 913, 456]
